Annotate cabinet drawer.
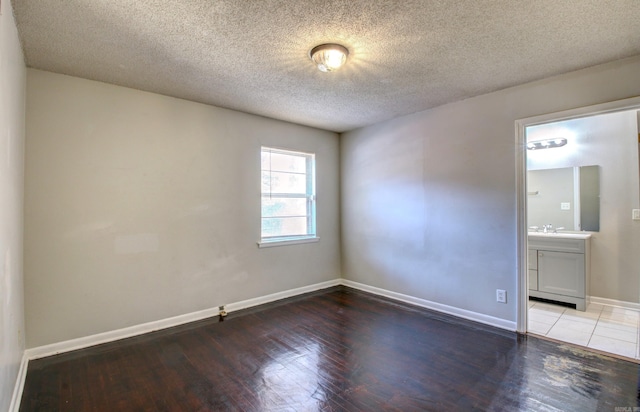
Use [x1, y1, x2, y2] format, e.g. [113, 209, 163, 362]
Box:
[528, 237, 585, 254]
[528, 249, 538, 270]
[529, 269, 538, 291]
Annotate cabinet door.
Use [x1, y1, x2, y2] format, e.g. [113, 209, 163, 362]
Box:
[537, 251, 585, 298]
[528, 270, 538, 291]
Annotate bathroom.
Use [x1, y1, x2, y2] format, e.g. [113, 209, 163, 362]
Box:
[525, 108, 640, 359]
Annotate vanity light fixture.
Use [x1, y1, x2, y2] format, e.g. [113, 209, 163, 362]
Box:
[310, 44, 349, 72]
[527, 138, 567, 150]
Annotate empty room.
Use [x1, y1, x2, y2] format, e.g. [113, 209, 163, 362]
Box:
[2, 1, 640, 411]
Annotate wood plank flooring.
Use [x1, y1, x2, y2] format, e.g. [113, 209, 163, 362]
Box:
[20, 286, 640, 411]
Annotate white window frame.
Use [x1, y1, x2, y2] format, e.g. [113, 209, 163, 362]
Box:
[258, 147, 318, 248]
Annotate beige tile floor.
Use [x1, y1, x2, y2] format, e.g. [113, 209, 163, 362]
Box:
[528, 300, 640, 360]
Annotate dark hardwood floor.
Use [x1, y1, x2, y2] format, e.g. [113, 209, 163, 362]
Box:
[20, 286, 639, 411]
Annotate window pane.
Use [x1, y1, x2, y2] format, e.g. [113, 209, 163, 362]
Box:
[262, 197, 307, 218]
[262, 151, 307, 173]
[262, 217, 308, 237]
[261, 171, 271, 193]
[261, 171, 306, 194]
[260, 146, 315, 242]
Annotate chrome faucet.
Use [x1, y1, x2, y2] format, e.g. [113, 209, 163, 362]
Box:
[543, 224, 553, 233]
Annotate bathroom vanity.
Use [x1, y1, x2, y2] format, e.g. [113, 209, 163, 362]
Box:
[528, 232, 591, 311]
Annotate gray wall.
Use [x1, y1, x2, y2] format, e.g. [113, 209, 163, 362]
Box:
[24, 70, 341, 348]
[0, 1, 26, 410]
[341, 56, 640, 324]
[527, 111, 640, 302]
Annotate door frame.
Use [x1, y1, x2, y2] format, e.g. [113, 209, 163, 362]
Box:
[515, 96, 640, 334]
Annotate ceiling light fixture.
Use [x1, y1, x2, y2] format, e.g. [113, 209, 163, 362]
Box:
[310, 44, 349, 72]
[527, 138, 567, 150]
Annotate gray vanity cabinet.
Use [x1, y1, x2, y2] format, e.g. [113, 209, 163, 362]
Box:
[528, 234, 591, 311]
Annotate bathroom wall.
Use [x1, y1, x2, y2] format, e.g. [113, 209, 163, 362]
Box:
[527, 110, 640, 303]
[341, 56, 640, 326]
[0, 0, 27, 410]
[24, 70, 341, 347]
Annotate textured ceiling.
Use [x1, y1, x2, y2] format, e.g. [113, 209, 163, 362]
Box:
[11, 0, 640, 132]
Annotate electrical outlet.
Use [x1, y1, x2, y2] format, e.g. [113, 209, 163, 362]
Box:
[561, 202, 571, 210]
[496, 289, 507, 303]
[633, 209, 640, 221]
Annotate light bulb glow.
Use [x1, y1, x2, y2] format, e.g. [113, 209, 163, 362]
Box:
[526, 138, 568, 150]
[310, 44, 348, 72]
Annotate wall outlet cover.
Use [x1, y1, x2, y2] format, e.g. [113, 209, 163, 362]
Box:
[496, 289, 507, 303]
[633, 209, 640, 221]
[561, 202, 571, 210]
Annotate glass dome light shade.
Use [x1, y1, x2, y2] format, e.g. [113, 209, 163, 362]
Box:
[310, 44, 349, 72]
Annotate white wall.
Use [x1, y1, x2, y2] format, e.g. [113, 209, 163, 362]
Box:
[24, 70, 341, 348]
[527, 111, 640, 302]
[341, 56, 640, 324]
[0, 1, 26, 410]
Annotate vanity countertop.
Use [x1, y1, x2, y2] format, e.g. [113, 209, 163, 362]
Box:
[528, 231, 592, 240]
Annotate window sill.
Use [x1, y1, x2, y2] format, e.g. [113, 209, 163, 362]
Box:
[257, 237, 320, 248]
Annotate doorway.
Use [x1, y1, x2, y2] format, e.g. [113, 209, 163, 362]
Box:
[516, 97, 640, 360]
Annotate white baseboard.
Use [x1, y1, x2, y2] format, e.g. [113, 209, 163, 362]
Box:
[15, 277, 517, 410]
[26, 308, 221, 360]
[24, 277, 516, 361]
[341, 279, 517, 331]
[589, 296, 640, 311]
[9, 353, 29, 412]
[26, 279, 341, 360]
[227, 279, 341, 313]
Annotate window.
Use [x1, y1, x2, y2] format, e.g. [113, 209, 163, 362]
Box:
[260, 147, 317, 246]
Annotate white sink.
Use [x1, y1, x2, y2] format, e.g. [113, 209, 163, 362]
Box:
[528, 231, 592, 240]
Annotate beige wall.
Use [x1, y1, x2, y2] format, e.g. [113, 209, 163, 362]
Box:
[341, 56, 640, 323]
[0, 1, 26, 409]
[24, 70, 341, 348]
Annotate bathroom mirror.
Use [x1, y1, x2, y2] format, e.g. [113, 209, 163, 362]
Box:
[527, 165, 600, 232]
